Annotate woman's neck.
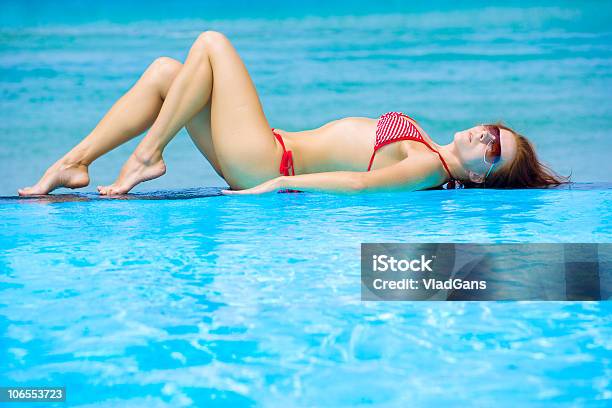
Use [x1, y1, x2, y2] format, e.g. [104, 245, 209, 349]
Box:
[436, 141, 468, 182]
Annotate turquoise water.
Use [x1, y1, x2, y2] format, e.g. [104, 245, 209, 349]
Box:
[1, 1, 612, 406]
[1, 185, 611, 406]
[1, 1, 612, 195]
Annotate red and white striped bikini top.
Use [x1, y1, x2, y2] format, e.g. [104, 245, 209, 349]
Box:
[367, 111, 459, 187]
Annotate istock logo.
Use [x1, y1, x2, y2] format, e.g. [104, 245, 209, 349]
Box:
[372, 254, 434, 272]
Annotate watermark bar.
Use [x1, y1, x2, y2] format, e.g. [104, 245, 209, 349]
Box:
[0, 387, 66, 403]
[361, 243, 611, 301]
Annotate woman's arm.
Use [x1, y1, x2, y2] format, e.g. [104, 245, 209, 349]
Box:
[222, 153, 445, 195]
[220, 172, 360, 195]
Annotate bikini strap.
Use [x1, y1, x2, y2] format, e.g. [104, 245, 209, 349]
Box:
[272, 128, 286, 151]
[397, 114, 457, 182]
[272, 128, 295, 177]
[368, 119, 459, 183]
[432, 150, 456, 181]
[367, 151, 377, 171]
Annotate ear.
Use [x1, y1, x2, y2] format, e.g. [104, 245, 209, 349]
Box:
[468, 170, 485, 184]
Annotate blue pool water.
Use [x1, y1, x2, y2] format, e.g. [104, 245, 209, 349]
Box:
[1, 185, 611, 406]
[1, 0, 612, 406]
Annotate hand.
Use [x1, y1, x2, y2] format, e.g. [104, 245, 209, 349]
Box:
[221, 176, 284, 195]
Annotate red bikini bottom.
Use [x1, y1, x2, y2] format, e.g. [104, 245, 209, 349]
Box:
[271, 128, 301, 193]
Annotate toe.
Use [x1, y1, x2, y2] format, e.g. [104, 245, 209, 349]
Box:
[18, 187, 34, 196]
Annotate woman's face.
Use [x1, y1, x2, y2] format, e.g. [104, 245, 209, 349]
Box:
[453, 125, 518, 181]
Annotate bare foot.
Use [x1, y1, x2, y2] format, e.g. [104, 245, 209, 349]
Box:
[97, 152, 166, 195]
[18, 161, 90, 196]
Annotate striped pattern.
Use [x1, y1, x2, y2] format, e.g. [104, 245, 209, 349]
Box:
[374, 111, 423, 150]
[367, 112, 456, 184]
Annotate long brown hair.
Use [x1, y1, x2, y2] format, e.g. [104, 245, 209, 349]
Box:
[462, 122, 571, 189]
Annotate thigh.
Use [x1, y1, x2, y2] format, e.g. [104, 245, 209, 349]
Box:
[185, 103, 225, 178]
[202, 31, 282, 189]
[156, 55, 225, 180]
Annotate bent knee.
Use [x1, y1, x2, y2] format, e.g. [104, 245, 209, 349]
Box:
[150, 57, 182, 83]
[194, 30, 232, 53]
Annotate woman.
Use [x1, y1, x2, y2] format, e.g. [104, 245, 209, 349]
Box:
[18, 31, 567, 197]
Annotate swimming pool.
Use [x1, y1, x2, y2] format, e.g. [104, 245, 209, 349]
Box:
[1, 183, 611, 406]
[2, 0, 612, 406]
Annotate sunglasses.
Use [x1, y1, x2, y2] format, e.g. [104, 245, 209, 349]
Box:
[481, 124, 502, 181]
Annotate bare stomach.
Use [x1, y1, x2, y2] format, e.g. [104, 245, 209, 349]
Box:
[272, 117, 387, 174]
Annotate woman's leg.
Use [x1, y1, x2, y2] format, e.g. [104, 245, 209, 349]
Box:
[98, 31, 282, 195]
[184, 102, 225, 178]
[18, 57, 183, 196]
